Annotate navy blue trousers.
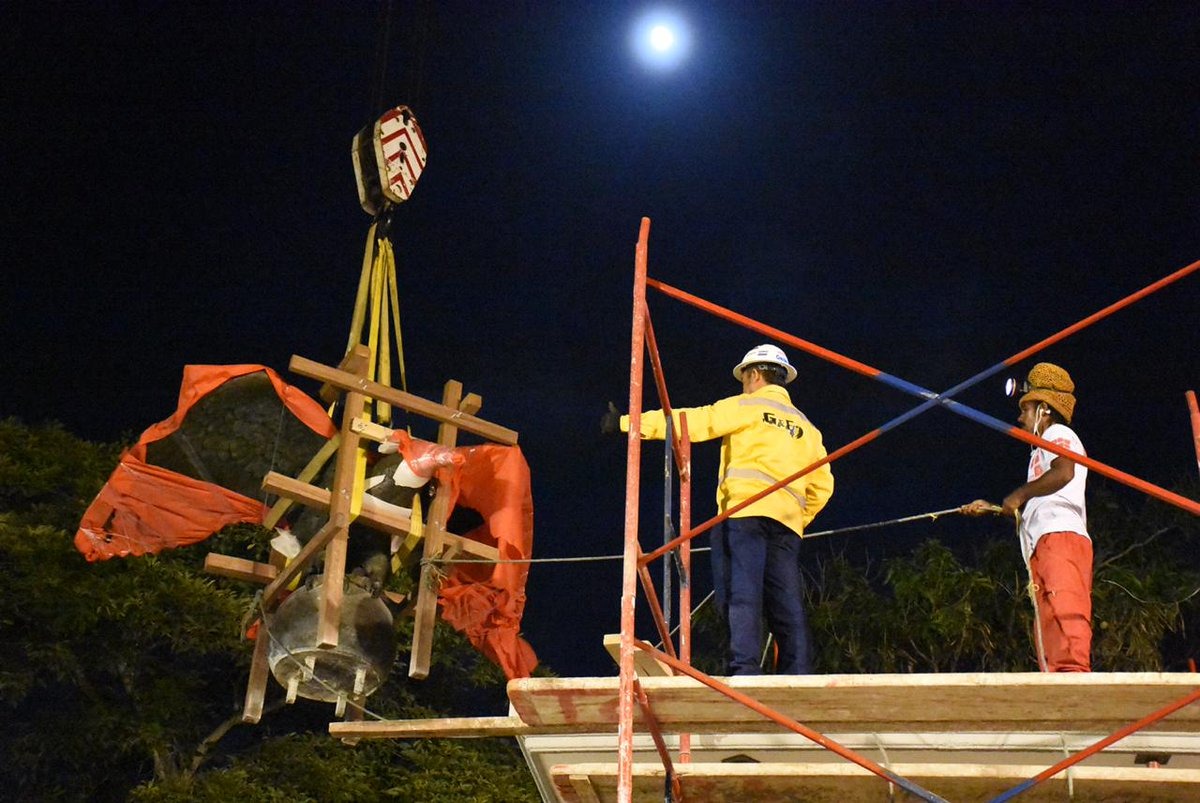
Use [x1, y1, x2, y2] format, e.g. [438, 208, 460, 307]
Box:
[711, 516, 812, 675]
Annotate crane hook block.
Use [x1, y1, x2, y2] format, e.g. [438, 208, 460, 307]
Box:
[352, 105, 428, 215]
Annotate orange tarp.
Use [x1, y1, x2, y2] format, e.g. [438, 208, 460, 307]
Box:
[393, 431, 538, 678]
[75, 365, 335, 560]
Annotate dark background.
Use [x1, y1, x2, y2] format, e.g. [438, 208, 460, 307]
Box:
[3, 3, 1197, 678]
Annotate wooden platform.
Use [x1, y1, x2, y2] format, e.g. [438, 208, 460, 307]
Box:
[507, 672, 1200, 735]
[329, 672, 1200, 802]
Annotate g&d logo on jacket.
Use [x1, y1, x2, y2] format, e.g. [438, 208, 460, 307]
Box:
[762, 411, 804, 440]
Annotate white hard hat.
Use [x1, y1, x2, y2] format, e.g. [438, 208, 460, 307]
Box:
[733, 344, 797, 384]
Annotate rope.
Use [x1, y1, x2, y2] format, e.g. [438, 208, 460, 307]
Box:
[425, 506, 969, 566]
[802, 507, 965, 540]
[1015, 510, 1050, 673]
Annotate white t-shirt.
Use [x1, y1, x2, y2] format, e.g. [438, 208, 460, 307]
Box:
[1020, 422, 1089, 559]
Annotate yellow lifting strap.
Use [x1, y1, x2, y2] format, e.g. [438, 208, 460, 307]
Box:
[392, 492, 425, 574]
[345, 219, 410, 427]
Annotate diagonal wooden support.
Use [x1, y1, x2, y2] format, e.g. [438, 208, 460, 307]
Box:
[262, 519, 339, 608]
[409, 381, 479, 680]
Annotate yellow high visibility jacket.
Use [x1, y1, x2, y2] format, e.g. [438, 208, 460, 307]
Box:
[622, 384, 834, 536]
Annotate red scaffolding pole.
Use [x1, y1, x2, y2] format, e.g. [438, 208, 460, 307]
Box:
[617, 217, 948, 803]
[616, 218, 650, 802]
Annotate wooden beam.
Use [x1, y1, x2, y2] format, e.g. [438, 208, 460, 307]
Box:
[603, 634, 672, 677]
[263, 436, 340, 530]
[261, 472, 499, 560]
[568, 775, 602, 803]
[410, 382, 475, 680]
[507, 673, 1200, 734]
[317, 346, 371, 648]
[265, 471, 408, 526]
[205, 553, 277, 584]
[320, 346, 372, 405]
[241, 624, 271, 724]
[202, 553, 408, 606]
[349, 417, 394, 444]
[289, 354, 519, 445]
[330, 715, 539, 740]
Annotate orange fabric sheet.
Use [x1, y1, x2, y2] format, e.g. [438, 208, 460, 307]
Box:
[75, 365, 335, 560]
[392, 432, 538, 678]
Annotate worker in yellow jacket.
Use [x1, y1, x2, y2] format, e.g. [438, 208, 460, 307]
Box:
[603, 344, 834, 674]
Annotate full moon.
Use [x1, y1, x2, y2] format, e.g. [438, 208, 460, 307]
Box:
[649, 25, 675, 52]
[631, 10, 691, 70]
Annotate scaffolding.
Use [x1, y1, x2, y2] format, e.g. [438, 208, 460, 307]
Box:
[607, 218, 1199, 802]
[329, 218, 1199, 802]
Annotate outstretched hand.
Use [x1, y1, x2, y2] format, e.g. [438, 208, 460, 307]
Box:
[600, 402, 621, 435]
[960, 499, 1003, 517]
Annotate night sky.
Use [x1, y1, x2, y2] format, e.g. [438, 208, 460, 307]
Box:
[4, 3, 1197, 678]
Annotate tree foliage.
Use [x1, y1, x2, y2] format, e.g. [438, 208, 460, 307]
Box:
[0, 418, 538, 802]
[802, 478, 1200, 675]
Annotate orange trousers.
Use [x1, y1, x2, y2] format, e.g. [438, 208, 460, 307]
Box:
[1028, 531, 1093, 672]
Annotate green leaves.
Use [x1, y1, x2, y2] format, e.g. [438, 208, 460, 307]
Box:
[0, 418, 539, 801]
[805, 540, 1033, 674]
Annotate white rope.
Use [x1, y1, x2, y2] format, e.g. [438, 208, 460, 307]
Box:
[1016, 511, 1051, 673]
[428, 506, 969, 566]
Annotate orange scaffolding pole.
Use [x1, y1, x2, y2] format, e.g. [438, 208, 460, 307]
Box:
[616, 218, 650, 803]
[634, 678, 684, 802]
[1187, 390, 1200, 478]
[645, 273, 1200, 518]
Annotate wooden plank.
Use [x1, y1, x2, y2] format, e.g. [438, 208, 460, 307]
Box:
[603, 634, 671, 677]
[547, 762, 1200, 803]
[205, 553, 277, 584]
[569, 774, 602, 803]
[202, 553, 407, 606]
[261, 471, 499, 560]
[409, 381, 472, 680]
[320, 346, 372, 405]
[350, 417, 394, 443]
[507, 673, 1200, 735]
[318, 351, 370, 648]
[241, 624, 271, 724]
[330, 715, 540, 740]
[265, 471, 411, 527]
[290, 354, 519, 445]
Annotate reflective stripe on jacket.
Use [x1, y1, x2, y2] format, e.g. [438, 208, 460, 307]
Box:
[621, 385, 834, 536]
